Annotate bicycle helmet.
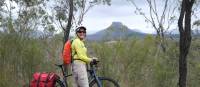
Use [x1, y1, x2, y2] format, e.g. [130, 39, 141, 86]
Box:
[75, 26, 86, 33]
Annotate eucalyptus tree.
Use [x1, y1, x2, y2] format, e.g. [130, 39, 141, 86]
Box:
[192, 0, 200, 37]
[129, 0, 179, 52]
[53, 0, 111, 43]
[0, 0, 56, 39]
[0, 0, 5, 29]
[178, 0, 195, 87]
[0, 0, 111, 39]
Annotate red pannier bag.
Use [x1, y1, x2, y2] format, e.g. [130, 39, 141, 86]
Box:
[30, 72, 58, 87]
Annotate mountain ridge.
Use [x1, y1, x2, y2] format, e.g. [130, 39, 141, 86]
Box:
[87, 22, 146, 41]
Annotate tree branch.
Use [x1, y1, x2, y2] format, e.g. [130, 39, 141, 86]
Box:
[160, 0, 168, 24]
[58, 18, 65, 31]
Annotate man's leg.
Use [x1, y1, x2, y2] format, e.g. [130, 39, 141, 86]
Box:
[72, 61, 89, 87]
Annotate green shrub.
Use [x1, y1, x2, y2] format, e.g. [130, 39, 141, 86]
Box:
[0, 33, 62, 87]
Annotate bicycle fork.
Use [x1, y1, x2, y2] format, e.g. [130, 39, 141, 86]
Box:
[91, 69, 102, 87]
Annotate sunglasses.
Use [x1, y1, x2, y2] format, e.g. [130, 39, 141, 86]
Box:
[77, 31, 86, 33]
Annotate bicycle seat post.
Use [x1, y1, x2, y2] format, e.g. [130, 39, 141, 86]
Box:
[63, 65, 69, 87]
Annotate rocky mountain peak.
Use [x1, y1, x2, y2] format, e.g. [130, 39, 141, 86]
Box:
[108, 22, 124, 29]
[110, 22, 123, 28]
[107, 22, 128, 31]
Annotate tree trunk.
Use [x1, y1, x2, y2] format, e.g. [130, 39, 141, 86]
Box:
[178, 0, 194, 87]
[64, 0, 73, 44]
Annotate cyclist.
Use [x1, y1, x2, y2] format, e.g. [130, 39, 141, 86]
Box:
[71, 26, 97, 87]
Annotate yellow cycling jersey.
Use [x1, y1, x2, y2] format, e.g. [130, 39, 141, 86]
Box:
[71, 37, 92, 63]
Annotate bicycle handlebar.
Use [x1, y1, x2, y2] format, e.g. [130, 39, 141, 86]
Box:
[90, 60, 100, 65]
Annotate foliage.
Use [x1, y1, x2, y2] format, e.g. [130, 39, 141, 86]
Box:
[0, 0, 52, 33]
[90, 36, 200, 87]
[0, 0, 111, 35]
[53, 0, 111, 31]
[0, 33, 200, 87]
[129, 0, 179, 52]
[0, 33, 62, 87]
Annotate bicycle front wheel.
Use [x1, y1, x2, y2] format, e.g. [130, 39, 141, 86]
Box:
[55, 79, 65, 87]
[89, 77, 119, 87]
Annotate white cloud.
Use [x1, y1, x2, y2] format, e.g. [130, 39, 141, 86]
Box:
[82, 0, 156, 34]
[82, 0, 182, 34]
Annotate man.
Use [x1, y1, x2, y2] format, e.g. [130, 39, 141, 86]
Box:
[71, 26, 97, 87]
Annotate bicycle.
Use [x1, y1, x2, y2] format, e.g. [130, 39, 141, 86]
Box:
[54, 61, 120, 87]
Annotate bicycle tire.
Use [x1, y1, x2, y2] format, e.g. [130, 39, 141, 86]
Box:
[55, 79, 65, 87]
[89, 77, 120, 87]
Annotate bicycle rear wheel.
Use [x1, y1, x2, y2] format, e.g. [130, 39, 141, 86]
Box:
[55, 79, 65, 87]
[89, 77, 119, 87]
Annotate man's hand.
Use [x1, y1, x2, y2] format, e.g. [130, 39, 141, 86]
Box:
[91, 57, 99, 64]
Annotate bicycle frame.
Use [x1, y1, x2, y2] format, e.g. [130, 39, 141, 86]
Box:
[88, 64, 102, 87]
[55, 62, 103, 87]
[55, 64, 72, 87]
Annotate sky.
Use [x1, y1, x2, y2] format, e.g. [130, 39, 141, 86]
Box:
[82, 0, 156, 34]
[4, 0, 199, 35]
